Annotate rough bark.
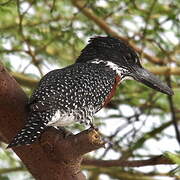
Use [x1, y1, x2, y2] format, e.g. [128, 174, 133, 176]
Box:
[0, 64, 105, 180]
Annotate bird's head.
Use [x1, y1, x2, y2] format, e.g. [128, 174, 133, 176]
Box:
[76, 36, 173, 96]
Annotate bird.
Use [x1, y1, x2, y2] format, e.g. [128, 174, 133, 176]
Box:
[8, 36, 173, 148]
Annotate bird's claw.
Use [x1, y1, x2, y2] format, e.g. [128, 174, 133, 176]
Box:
[89, 122, 98, 131]
[56, 127, 73, 139]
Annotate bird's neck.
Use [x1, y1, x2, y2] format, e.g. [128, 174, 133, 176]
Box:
[89, 59, 122, 77]
[89, 59, 133, 82]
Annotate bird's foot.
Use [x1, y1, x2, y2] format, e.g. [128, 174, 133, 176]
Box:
[87, 125, 106, 148]
[89, 122, 98, 131]
[56, 127, 73, 139]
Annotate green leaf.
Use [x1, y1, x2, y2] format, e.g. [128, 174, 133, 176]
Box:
[164, 152, 180, 165]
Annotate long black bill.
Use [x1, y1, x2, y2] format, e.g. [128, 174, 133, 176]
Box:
[131, 66, 174, 96]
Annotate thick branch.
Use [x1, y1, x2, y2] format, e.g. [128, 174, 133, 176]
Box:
[0, 65, 104, 180]
[82, 155, 174, 168]
[40, 127, 105, 163]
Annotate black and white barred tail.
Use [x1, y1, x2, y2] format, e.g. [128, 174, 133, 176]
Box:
[7, 119, 46, 148]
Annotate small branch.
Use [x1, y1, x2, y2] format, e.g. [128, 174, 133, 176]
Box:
[166, 76, 180, 146]
[16, 0, 44, 77]
[50, 0, 56, 13]
[83, 167, 163, 180]
[148, 66, 180, 76]
[83, 166, 178, 180]
[120, 120, 172, 160]
[140, 0, 157, 53]
[0, 0, 12, 5]
[0, 167, 26, 175]
[82, 155, 174, 168]
[11, 71, 38, 88]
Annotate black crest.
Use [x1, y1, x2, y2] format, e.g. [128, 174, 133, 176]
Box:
[76, 36, 141, 69]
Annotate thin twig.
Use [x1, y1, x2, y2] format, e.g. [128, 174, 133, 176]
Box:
[166, 76, 180, 146]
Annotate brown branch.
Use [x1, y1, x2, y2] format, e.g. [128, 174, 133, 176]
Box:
[40, 127, 105, 164]
[166, 76, 180, 146]
[83, 166, 178, 180]
[0, 64, 105, 180]
[148, 66, 180, 76]
[16, 0, 44, 77]
[0, 167, 26, 174]
[82, 155, 174, 168]
[72, 0, 164, 64]
[11, 71, 38, 88]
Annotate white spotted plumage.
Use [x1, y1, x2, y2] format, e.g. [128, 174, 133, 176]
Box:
[8, 62, 118, 147]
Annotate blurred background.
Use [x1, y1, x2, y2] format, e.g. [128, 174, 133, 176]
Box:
[0, 0, 179, 179]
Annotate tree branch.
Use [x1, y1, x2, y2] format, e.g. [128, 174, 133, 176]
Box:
[120, 120, 172, 160]
[82, 155, 174, 168]
[84, 166, 153, 180]
[0, 167, 26, 175]
[40, 127, 105, 164]
[11, 71, 38, 88]
[0, 64, 105, 180]
[149, 66, 180, 76]
[166, 76, 180, 146]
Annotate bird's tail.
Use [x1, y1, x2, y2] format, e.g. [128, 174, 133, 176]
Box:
[7, 120, 47, 148]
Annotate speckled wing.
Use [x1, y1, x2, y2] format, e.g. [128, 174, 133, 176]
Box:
[29, 63, 117, 121]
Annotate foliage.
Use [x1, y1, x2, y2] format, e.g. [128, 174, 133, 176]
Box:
[0, 0, 179, 179]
